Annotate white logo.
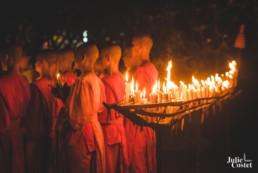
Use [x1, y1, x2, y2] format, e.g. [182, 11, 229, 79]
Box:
[227, 153, 252, 168]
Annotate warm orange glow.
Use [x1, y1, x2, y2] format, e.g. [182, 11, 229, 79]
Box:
[131, 77, 134, 95]
[127, 60, 237, 104]
[56, 73, 60, 79]
[125, 72, 128, 82]
[166, 61, 172, 85]
[162, 82, 167, 93]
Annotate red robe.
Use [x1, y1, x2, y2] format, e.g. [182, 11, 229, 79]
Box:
[0, 72, 30, 173]
[125, 61, 158, 173]
[64, 72, 106, 173]
[99, 72, 129, 173]
[62, 71, 77, 87]
[24, 77, 63, 173]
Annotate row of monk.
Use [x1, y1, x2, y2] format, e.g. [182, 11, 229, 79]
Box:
[0, 34, 159, 173]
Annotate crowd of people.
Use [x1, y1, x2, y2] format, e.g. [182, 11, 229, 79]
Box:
[0, 34, 159, 173]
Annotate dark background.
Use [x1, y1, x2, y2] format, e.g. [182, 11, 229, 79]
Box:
[1, 0, 258, 172]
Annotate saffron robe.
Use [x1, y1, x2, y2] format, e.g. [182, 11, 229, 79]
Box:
[62, 71, 77, 87]
[0, 72, 30, 173]
[64, 72, 106, 173]
[24, 77, 63, 173]
[125, 61, 158, 173]
[99, 72, 129, 173]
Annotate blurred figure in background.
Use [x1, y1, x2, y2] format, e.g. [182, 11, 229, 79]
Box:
[0, 43, 30, 173]
[24, 50, 63, 173]
[124, 34, 158, 173]
[57, 48, 77, 87]
[20, 48, 37, 84]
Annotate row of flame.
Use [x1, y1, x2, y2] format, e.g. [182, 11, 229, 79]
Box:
[125, 60, 238, 103]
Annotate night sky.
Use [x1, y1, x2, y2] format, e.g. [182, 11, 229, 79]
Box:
[1, 0, 258, 172]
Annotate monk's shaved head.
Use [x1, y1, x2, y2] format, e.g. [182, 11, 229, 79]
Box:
[132, 34, 153, 51]
[59, 49, 75, 65]
[101, 45, 122, 64]
[75, 43, 99, 64]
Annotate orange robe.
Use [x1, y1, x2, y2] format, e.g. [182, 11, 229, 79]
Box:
[99, 72, 129, 173]
[125, 61, 158, 173]
[62, 71, 77, 87]
[64, 72, 106, 173]
[0, 72, 30, 173]
[24, 77, 63, 173]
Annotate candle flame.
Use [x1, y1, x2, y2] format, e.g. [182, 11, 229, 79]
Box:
[166, 61, 172, 88]
[125, 72, 128, 82]
[56, 73, 60, 79]
[131, 77, 134, 95]
[152, 81, 157, 93]
[158, 79, 161, 91]
[162, 82, 167, 93]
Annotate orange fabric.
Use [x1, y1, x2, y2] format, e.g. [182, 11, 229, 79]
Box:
[24, 77, 63, 173]
[0, 72, 30, 173]
[62, 72, 77, 87]
[125, 61, 158, 173]
[65, 72, 106, 173]
[99, 72, 129, 173]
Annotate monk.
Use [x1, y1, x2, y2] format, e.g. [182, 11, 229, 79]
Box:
[57, 48, 77, 87]
[24, 49, 63, 173]
[98, 45, 129, 173]
[0, 48, 8, 76]
[62, 43, 106, 173]
[34, 51, 44, 80]
[20, 49, 37, 84]
[122, 47, 138, 78]
[124, 34, 158, 173]
[0, 44, 30, 173]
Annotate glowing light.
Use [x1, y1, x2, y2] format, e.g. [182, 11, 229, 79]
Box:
[143, 88, 146, 98]
[131, 78, 134, 95]
[125, 72, 128, 82]
[83, 37, 88, 43]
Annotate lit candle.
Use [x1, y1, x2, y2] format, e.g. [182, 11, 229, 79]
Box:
[140, 88, 147, 104]
[134, 81, 141, 103]
[56, 73, 60, 80]
[125, 72, 130, 103]
[125, 72, 128, 82]
[161, 83, 168, 103]
[149, 84, 158, 103]
[130, 77, 134, 95]
[56, 72, 64, 85]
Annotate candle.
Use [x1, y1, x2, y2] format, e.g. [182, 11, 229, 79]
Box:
[130, 77, 134, 95]
[162, 83, 169, 103]
[140, 88, 148, 104]
[149, 85, 158, 103]
[149, 92, 158, 103]
[125, 72, 128, 82]
[161, 92, 168, 103]
[56, 72, 64, 86]
[125, 83, 130, 104]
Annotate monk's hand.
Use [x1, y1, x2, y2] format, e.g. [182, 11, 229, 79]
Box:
[61, 83, 71, 103]
[51, 83, 63, 100]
